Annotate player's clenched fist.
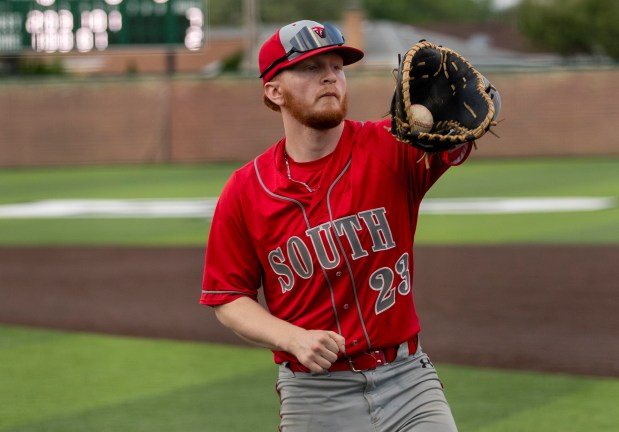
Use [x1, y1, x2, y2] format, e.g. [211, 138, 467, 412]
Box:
[288, 330, 346, 373]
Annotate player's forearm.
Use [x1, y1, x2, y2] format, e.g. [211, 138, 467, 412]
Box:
[214, 297, 347, 372]
[213, 296, 304, 353]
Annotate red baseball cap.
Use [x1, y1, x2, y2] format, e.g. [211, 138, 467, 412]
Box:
[259, 20, 364, 83]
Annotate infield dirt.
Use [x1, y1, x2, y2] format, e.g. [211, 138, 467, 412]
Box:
[1, 245, 617, 377]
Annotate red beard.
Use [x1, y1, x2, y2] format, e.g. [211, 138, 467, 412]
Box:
[283, 90, 348, 130]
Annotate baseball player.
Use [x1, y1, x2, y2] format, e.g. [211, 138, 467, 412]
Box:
[201, 20, 475, 431]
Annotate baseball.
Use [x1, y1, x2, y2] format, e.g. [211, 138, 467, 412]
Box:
[410, 104, 434, 133]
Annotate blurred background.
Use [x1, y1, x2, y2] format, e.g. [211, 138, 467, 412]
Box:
[1, 1, 618, 431]
[1, 0, 618, 164]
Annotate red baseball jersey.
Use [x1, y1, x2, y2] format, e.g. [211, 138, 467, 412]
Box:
[201, 119, 471, 365]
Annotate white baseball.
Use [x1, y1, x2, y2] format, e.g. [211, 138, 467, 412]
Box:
[410, 104, 433, 133]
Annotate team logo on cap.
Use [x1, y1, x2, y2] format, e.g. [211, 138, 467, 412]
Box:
[312, 26, 325, 38]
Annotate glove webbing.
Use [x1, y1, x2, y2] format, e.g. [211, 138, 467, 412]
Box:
[400, 41, 496, 144]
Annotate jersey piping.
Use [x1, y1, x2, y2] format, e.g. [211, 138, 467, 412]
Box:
[324, 156, 372, 348]
[253, 156, 345, 337]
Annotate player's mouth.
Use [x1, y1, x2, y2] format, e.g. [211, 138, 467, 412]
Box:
[319, 92, 339, 100]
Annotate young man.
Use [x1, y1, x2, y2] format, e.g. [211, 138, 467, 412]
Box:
[201, 20, 472, 431]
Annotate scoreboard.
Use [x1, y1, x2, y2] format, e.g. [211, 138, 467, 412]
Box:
[0, 0, 205, 53]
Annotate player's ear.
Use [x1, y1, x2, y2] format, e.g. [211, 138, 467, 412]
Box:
[264, 81, 284, 108]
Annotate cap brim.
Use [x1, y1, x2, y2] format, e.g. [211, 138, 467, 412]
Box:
[263, 45, 364, 82]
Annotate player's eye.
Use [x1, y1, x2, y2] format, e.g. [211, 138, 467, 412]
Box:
[304, 63, 319, 72]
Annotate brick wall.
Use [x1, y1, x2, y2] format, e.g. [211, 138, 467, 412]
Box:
[1, 68, 617, 166]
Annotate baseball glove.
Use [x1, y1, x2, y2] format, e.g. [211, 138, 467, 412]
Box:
[389, 40, 501, 153]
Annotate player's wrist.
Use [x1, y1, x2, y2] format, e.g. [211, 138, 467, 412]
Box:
[275, 324, 307, 355]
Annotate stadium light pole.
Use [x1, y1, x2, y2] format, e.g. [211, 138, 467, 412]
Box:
[242, 0, 260, 75]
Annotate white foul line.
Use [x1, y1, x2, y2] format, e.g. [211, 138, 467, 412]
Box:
[0, 197, 614, 218]
[419, 197, 616, 214]
[0, 198, 218, 218]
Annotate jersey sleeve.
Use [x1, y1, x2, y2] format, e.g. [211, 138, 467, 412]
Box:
[200, 171, 262, 306]
[367, 119, 472, 202]
[440, 142, 473, 166]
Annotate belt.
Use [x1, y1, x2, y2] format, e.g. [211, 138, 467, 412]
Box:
[287, 334, 418, 373]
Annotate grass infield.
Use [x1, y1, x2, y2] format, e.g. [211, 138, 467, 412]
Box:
[1, 324, 618, 432]
[0, 156, 618, 245]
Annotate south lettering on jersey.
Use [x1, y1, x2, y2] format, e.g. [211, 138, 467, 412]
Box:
[268, 207, 395, 293]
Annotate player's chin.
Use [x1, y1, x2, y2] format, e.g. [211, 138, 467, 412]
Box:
[305, 110, 345, 130]
[315, 97, 341, 111]
[319, 99, 346, 115]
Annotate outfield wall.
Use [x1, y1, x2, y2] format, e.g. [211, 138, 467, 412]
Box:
[1, 69, 618, 166]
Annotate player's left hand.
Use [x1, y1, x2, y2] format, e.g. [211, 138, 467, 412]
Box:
[389, 40, 501, 154]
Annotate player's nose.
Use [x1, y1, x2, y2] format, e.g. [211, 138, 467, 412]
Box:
[321, 73, 336, 84]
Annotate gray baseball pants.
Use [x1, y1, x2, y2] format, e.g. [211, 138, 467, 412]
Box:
[276, 342, 457, 432]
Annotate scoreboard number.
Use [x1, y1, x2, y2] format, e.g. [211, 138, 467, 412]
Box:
[0, 0, 205, 53]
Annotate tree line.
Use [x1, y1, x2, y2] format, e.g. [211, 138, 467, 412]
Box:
[518, 0, 618, 59]
[207, 0, 619, 61]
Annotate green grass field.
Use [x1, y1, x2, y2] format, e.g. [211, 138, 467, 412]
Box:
[1, 325, 618, 432]
[2, 157, 619, 431]
[0, 156, 618, 245]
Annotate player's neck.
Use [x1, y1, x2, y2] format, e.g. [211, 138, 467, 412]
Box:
[282, 121, 344, 162]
